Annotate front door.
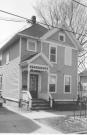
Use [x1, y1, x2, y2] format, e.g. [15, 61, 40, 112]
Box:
[29, 74, 38, 98]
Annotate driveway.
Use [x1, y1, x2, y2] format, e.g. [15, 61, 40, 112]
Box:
[0, 107, 40, 133]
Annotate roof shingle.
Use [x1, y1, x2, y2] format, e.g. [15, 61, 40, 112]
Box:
[19, 23, 48, 38]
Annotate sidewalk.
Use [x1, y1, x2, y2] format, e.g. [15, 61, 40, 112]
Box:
[3, 104, 63, 134]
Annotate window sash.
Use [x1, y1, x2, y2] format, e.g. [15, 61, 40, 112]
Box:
[59, 33, 65, 42]
[50, 54, 56, 62]
[27, 40, 36, 51]
[50, 46, 57, 63]
[49, 75, 56, 93]
[64, 76, 71, 93]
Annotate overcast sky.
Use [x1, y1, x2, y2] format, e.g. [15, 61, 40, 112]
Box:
[0, 0, 38, 48]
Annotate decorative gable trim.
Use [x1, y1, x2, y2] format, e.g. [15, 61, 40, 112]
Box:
[18, 33, 40, 40]
[65, 31, 82, 51]
[40, 26, 82, 51]
[27, 53, 53, 67]
[40, 28, 58, 40]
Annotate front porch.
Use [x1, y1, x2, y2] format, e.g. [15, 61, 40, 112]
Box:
[21, 64, 49, 100]
[19, 53, 53, 110]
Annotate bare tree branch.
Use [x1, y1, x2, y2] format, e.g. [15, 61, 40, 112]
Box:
[34, 0, 87, 72]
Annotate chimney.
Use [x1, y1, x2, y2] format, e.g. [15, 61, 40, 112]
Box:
[31, 16, 36, 24]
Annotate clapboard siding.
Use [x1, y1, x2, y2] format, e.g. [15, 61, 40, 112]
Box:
[2, 39, 19, 65]
[2, 57, 20, 101]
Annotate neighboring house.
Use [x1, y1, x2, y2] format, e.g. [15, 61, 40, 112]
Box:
[0, 16, 81, 108]
[79, 69, 87, 97]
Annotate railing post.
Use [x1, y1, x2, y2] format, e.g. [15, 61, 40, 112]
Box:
[48, 93, 53, 108]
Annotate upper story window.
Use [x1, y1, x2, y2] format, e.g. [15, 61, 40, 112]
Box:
[65, 47, 72, 66]
[64, 75, 71, 93]
[6, 52, 9, 64]
[49, 74, 57, 93]
[59, 33, 65, 42]
[27, 40, 36, 52]
[49, 45, 57, 63]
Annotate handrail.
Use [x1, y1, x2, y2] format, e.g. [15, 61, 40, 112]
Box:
[21, 90, 32, 109]
[48, 92, 53, 108]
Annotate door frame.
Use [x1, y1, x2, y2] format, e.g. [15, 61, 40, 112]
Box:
[29, 72, 41, 98]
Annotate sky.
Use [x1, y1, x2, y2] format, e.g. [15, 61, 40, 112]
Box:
[0, 0, 38, 48]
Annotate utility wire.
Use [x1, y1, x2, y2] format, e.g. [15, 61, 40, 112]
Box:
[72, 0, 87, 8]
[0, 9, 85, 37]
[0, 17, 26, 22]
[0, 5, 86, 38]
[0, 9, 32, 23]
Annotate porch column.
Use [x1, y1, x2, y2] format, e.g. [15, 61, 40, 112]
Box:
[19, 66, 22, 107]
[27, 65, 32, 109]
[27, 64, 30, 91]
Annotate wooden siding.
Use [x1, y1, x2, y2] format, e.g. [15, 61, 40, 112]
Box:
[2, 57, 20, 101]
[21, 37, 41, 58]
[31, 55, 49, 66]
[50, 49, 78, 100]
[2, 39, 19, 65]
[42, 42, 49, 58]
[38, 72, 48, 100]
[47, 30, 75, 48]
[41, 41, 78, 100]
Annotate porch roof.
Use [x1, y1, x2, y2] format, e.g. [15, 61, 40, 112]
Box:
[21, 52, 53, 68]
[21, 52, 38, 62]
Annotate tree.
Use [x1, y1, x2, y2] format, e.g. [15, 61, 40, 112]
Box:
[34, 0, 87, 73]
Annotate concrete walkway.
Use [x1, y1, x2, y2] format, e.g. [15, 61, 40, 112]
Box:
[3, 104, 63, 134]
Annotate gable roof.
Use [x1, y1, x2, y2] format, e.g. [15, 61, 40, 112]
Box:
[18, 23, 48, 38]
[21, 51, 38, 62]
[0, 23, 48, 52]
[21, 52, 53, 67]
[0, 22, 82, 52]
[40, 23, 82, 51]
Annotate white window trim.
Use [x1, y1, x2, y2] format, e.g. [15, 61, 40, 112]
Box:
[49, 44, 57, 64]
[27, 39, 37, 52]
[48, 74, 57, 93]
[6, 52, 9, 65]
[58, 33, 65, 42]
[64, 75, 72, 94]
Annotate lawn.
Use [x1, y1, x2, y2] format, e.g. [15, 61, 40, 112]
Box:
[35, 116, 87, 134]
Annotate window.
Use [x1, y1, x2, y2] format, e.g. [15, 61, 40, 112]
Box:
[65, 47, 72, 66]
[6, 53, 9, 64]
[82, 83, 87, 91]
[27, 40, 36, 52]
[49, 74, 57, 93]
[59, 33, 65, 42]
[49, 46, 57, 63]
[64, 75, 71, 93]
[0, 75, 2, 90]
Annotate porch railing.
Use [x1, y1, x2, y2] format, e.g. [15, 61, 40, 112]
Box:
[20, 90, 32, 110]
[48, 92, 53, 108]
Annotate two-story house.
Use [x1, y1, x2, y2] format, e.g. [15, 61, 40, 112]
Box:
[0, 16, 81, 109]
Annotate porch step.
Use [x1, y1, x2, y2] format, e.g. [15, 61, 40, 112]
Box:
[31, 99, 51, 110]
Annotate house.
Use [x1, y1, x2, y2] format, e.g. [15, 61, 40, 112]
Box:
[0, 16, 81, 109]
[79, 69, 87, 97]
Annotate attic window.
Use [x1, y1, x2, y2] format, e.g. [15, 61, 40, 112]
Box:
[59, 33, 65, 42]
